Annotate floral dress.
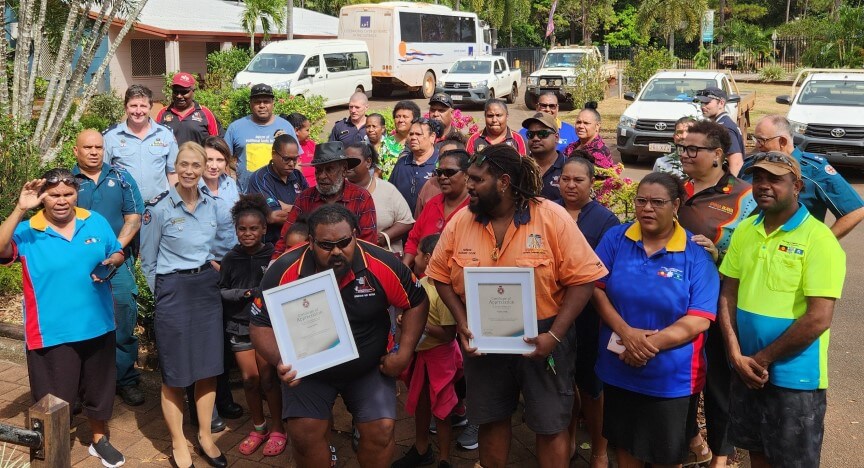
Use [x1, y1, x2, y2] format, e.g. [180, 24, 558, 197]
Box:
[564, 134, 614, 168]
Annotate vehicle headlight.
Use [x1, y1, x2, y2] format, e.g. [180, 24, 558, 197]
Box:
[273, 80, 292, 90]
[789, 120, 807, 135]
[565, 77, 578, 85]
[619, 115, 637, 129]
[471, 80, 488, 88]
[436, 80, 444, 86]
[528, 77, 539, 86]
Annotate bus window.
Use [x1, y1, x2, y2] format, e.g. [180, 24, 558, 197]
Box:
[459, 17, 477, 42]
[400, 12, 422, 42]
[325, 53, 348, 73]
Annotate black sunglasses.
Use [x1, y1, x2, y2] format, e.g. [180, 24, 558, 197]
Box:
[434, 168, 461, 178]
[469, 152, 506, 172]
[314, 237, 353, 251]
[526, 130, 555, 140]
[45, 176, 79, 187]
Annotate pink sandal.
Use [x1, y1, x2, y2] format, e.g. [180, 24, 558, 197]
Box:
[263, 432, 287, 457]
[238, 430, 269, 455]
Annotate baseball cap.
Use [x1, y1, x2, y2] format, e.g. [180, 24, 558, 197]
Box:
[250, 83, 275, 99]
[743, 151, 802, 179]
[171, 72, 196, 88]
[694, 86, 728, 103]
[429, 93, 453, 108]
[521, 112, 558, 132]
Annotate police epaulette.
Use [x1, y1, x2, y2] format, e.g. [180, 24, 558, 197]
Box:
[146, 191, 169, 206]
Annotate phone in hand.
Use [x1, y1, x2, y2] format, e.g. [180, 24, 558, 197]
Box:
[91, 262, 117, 281]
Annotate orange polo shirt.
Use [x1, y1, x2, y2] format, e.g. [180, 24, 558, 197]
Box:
[426, 199, 608, 319]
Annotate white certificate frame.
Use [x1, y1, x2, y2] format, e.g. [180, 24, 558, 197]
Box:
[262, 270, 359, 379]
[464, 267, 538, 354]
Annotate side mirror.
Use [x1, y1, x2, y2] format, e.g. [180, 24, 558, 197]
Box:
[776, 95, 792, 105]
[307, 67, 318, 76]
[727, 94, 741, 103]
[624, 92, 636, 101]
[441, 69, 448, 74]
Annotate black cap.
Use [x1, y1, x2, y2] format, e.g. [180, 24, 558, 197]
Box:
[694, 86, 727, 103]
[310, 141, 361, 169]
[250, 83, 275, 99]
[429, 93, 453, 108]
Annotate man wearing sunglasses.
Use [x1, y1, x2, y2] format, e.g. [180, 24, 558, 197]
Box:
[695, 87, 745, 176]
[251, 204, 429, 468]
[156, 72, 223, 146]
[522, 112, 567, 200]
[718, 151, 845, 468]
[247, 134, 309, 244]
[272, 141, 378, 258]
[740, 115, 864, 239]
[518, 93, 577, 152]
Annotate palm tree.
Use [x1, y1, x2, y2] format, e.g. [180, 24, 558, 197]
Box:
[240, 0, 287, 52]
[637, 0, 707, 55]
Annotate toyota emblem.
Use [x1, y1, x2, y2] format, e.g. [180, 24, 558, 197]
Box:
[830, 128, 846, 138]
[655, 122, 668, 131]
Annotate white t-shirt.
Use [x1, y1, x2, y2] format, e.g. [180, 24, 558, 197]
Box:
[370, 178, 415, 253]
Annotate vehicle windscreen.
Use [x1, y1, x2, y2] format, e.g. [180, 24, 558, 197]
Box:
[542, 52, 586, 68]
[245, 53, 304, 74]
[640, 79, 717, 102]
[797, 80, 864, 106]
[450, 61, 492, 74]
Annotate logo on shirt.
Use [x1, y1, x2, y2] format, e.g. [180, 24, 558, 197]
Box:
[152, 138, 168, 147]
[83, 237, 101, 244]
[250, 297, 263, 315]
[526, 233, 544, 251]
[142, 210, 152, 225]
[825, 165, 837, 175]
[190, 112, 204, 122]
[778, 243, 805, 255]
[657, 267, 683, 281]
[550, 175, 560, 187]
[708, 201, 733, 215]
[354, 275, 377, 296]
[163, 114, 174, 122]
[107, 179, 116, 187]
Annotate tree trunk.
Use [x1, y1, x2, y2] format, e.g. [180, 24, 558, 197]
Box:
[0, 0, 9, 114]
[831, 0, 840, 20]
[718, 0, 726, 43]
[785, 0, 792, 23]
[455, 0, 460, 11]
[21, 0, 49, 122]
[11, 0, 36, 122]
[286, 0, 293, 40]
[668, 31, 675, 56]
[581, 0, 590, 45]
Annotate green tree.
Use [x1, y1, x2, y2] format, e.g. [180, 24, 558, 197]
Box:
[240, 0, 287, 53]
[778, 4, 864, 68]
[604, 5, 650, 47]
[636, 0, 707, 55]
[558, 0, 615, 45]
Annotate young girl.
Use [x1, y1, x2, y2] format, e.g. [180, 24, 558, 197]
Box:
[218, 194, 286, 457]
[393, 234, 463, 468]
[286, 113, 316, 187]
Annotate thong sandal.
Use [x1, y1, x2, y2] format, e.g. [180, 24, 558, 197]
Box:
[238, 430, 269, 456]
[684, 439, 712, 466]
[263, 432, 288, 457]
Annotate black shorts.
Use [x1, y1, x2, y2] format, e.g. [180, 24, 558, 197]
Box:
[26, 332, 116, 421]
[573, 305, 602, 399]
[282, 366, 396, 422]
[228, 332, 254, 353]
[464, 318, 576, 435]
[603, 384, 699, 465]
[729, 375, 826, 467]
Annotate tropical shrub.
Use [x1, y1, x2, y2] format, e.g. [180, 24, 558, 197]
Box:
[624, 47, 677, 93]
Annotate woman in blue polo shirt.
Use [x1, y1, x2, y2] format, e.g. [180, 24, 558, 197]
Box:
[557, 155, 619, 464]
[593, 172, 720, 467]
[140, 142, 230, 468]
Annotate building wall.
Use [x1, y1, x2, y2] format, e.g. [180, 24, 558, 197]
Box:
[179, 41, 208, 85]
[108, 29, 165, 102]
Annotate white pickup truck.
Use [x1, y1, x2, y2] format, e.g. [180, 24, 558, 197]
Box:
[435, 56, 521, 105]
[776, 68, 864, 168]
[616, 70, 755, 163]
[524, 45, 617, 108]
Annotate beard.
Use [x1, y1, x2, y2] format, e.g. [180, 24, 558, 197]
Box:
[328, 254, 350, 277]
[468, 189, 502, 216]
[317, 177, 344, 196]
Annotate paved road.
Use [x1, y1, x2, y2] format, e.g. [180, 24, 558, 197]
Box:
[325, 95, 864, 466]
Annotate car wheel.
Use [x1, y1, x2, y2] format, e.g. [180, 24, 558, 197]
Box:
[524, 92, 537, 109]
[506, 83, 517, 104]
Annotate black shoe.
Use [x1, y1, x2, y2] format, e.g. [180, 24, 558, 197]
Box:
[391, 444, 435, 468]
[210, 416, 226, 434]
[117, 385, 145, 406]
[169, 456, 195, 468]
[216, 402, 243, 419]
[194, 445, 227, 468]
[89, 435, 126, 467]
[438, 461, 452, 468]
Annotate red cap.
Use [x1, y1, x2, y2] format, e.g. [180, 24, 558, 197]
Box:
[172, 72, 196, 88]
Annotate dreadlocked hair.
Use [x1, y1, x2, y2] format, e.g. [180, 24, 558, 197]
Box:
[476, 143, 542, 210]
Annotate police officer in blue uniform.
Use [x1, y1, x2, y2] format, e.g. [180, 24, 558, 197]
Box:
[72, 129, 147, 407]
[139, 142, 230, 468]
[743, 115, 864, 239]
[328, 91, 369, 145]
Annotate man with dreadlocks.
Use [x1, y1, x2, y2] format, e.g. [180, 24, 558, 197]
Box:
[425, 144, 608, 468]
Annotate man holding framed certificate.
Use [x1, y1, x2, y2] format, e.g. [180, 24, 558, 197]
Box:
[426, 144, 608, 468]
[250, 204, 429, 468]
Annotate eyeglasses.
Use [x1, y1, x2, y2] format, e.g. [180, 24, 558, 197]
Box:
[675, 145, 719, 158]
[314, 237, 353, 251]
[752, 152, 796, 168]
[753, 135, 782, 146]
[275, 152, 299, 163]
[538, 103, 558, 109]
[434, 168, 461, 178]
[526, 130, 555, 139]
[634, 197, 673, 208]
[45, 176, 78, 187]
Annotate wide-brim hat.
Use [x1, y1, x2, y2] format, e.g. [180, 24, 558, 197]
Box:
[311, 141, 361, 169]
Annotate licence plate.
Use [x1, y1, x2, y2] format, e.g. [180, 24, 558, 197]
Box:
[451, 95, 463, 101]
[649, 143, 671, 153]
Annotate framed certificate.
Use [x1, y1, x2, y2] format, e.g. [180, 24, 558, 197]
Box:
[464, 267, 538, 354]
[262, 270, 359, 379]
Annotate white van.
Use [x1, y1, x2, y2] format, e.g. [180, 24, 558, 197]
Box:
[233, 39, 373, 108]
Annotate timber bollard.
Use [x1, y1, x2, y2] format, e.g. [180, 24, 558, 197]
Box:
[26, 394, 70, 468]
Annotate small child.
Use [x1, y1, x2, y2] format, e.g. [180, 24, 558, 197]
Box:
[393, 234, 463, 468]
[286, 112, 316, 187]
[283, 215, 310, 250]
[218, 194, 287, 457]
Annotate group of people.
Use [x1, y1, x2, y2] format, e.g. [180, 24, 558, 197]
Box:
[0, 71, 858, 468]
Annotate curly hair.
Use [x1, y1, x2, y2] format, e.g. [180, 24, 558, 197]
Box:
[474, 144, 542, 210]
[230, 193, 271, 226]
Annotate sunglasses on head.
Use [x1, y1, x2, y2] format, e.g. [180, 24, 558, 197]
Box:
[752, 152, 795, 167]
[314, 237, 353, 251]
[434, 168, 461, 178]
[45, 176, 78, 187]
[526, 130, 555, 139]
[469, 153, 506, 173]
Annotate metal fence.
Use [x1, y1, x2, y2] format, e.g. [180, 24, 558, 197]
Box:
[493, 47, 544, 76]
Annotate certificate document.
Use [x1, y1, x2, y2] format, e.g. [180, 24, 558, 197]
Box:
[477, 283, 525, 337]
[281, 290, 340, 358]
